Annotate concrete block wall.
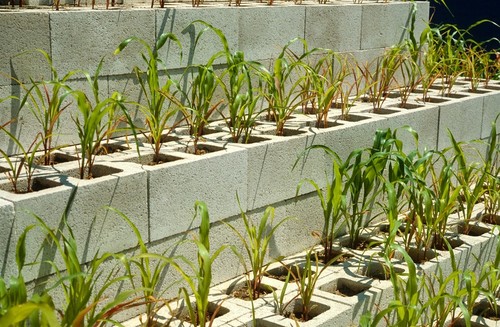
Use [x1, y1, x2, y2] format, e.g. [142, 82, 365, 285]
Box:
[0, 1, 430, 155]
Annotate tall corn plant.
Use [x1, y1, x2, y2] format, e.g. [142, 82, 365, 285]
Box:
[295, 145, 346, 264]
[115, 33, 184, 163]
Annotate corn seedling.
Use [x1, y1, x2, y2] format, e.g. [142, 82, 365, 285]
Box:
[18, 50, 74, 166]
[32, 191, 133, 327]
[192, 20, 262, 144]
[448, 132, 488, 234]
[295, 144, 346, 263]
[0, 121, 43, 193]
[253, 38, 310, 136]
[0, 226, 60, 327]
[359, 47, 403, 112]
[115, 33, 184, 163]
[291, 250, 341, 322]
[170, 201, 228, 327]
[305, 51, 344, 128]
[226, 200, 290, 300]
[110, 207, 178, 327]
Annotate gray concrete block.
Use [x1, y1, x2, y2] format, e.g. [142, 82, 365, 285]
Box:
[0, 12, 51, 86]
[238, 5, 305, 62]
[481, 90, 500, 139]
[0, 199, 15, 277]
[50, 9, 156, 78]
[237, 131, 326, 211]
[146, 143, 247, 241]
[361, 2, 414, 50]
[437, 93, 484, 149]
[304, 4, 362, 52]
[156, 7, 240, 69]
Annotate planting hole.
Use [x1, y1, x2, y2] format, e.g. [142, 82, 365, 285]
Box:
[457, 222, 491, 237]
[473, 299, 500, 320]
[125, 153, 183, 166]
[395, 248, 438, 264]
[36, 152, 79, 165]
[443, 93, 469, 99]
[66, 164, 123, 179]
[265, 264, 315, 283]
[417, 97, 449, 103]
[336, 114, 371, 122]
[362, 108, 401, 115]
[319, 278, 371, 297]
[176, 144, 225, 155]
[392, 103, 425, 110]
[225, 279, 276, 300]
[305, 120, 343, 129]
[173, 301, 229, 325]
[95, 143, 130, 155]
[357, 261, 404, 280]
[480, 213, 500, 226]
[280, 299, 330, 322]
[0, 177, 62, 194]
[316, 249, 354, 265]
[340, 237, 382, 250]
[467, 89, 492, 94]
[446, 319, 490, 327]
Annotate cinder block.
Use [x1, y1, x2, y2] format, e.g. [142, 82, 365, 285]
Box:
[376, 102, 440, 152]
[304, 4, 362, 52]
[0, 12, 51, 86]
[437, 92, 484, 149]
[156, 7, 240, 69]
[0, 199, 15, 276]
[50, 9, 156, 78]
[0, 175, 75, 282]
[481, 90, 500, 139]
[238, 5, 306, 62]
[235, 130, 326, 211]
[361, 2, 414, 50]
[146, 143, 247, 241]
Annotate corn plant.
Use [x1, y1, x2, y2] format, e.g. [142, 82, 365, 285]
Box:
[110, 207, 177, 327]
[343, 129, 397, 249]
[191, 20, 261, 144]
[170, 201, 228, 327]
[71, 90, 111, 179]
[291, 250, 340, 322]
[334, 56, 365, 120]
[483, 117, 500, 218]
[448, 133, 488, 234]
[359, 46, 403, 112]
[115, 33, 184, 163]
[360, 245, 426, 327]
[19, 50, 74, 166]
[295, 145, 346, 264]
[0, 226, 60, 327]
[253, 38, 310, 136]
[305, 51, 344, 128]
[397, 52, 423, 108]
[166, 63, 223, 154]
[32, 191, 133, 327]
[0, 121, 43, 193]
[421, 149, 462, 250]
[226, 200, 290, 300]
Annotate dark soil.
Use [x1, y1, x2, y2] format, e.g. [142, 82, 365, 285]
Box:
[481, 213, 500, 225]
[228, 282, 274, 301]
